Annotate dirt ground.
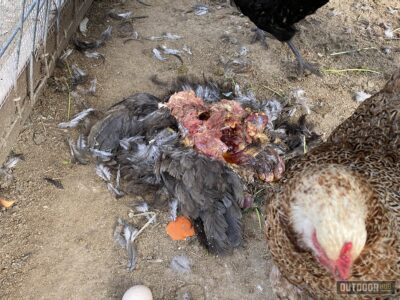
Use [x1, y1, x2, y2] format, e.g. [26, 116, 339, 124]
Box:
[1, 0, 399, 299]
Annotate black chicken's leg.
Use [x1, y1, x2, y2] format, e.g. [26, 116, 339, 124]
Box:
[286, 40, 321, 76]
[250, 27, 268, 48]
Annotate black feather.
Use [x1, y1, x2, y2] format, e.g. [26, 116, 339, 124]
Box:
[43, 177, 64, 189]
[233, 0, 329, 42]
[158, 149, 243, 254]
[87, 93, 161, 152]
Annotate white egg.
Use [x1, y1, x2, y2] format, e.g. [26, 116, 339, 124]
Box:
[122, 285, 153, 300]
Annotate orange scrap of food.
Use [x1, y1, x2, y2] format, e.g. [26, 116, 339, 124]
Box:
[0, 197, 15, 208]
[166, 216, 195, 240]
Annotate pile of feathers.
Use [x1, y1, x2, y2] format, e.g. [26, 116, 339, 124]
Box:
[59, 77, 319, 254]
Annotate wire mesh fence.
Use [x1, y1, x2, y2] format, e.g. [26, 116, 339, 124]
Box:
[0, 0, 65, 107]
[0, 0, 93, 162]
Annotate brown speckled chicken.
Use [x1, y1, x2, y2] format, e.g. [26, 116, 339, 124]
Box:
[265, 69, 400, 299]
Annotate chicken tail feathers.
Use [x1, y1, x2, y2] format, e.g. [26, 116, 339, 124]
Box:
[196, 199, 242, 255]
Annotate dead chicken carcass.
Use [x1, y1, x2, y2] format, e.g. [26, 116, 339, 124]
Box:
[166, 90, 284, 182]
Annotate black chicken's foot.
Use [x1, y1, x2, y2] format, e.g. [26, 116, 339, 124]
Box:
[250, 27, 268, 48]
[286, 40, 321, 77]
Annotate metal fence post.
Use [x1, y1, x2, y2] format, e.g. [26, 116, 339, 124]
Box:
[29, 0, 42, 100]
[14, 0, 27, 89]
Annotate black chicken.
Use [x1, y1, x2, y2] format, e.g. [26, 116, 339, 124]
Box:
[232, 0, 329, 75]
[157, 148, 244, 254]
[60, 90, 245, 254]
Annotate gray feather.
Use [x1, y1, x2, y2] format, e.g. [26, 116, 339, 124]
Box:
[96, 164, 112, 182]
[58, 108, 95, 128]
[170, 256, 192, 273]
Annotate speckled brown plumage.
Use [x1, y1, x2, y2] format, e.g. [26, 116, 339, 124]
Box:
[265, 69, 400, 299]
[329, 69, 400, 158]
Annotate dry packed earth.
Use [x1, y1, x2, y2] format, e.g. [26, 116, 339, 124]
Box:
[1, 0, 399, 299]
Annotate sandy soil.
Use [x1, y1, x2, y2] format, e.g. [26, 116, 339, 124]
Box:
[0, 0, 399, 299]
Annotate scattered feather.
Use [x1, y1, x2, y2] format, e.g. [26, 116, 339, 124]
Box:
[68, 136, 89, 164]
[90, 149, 113, 160]
[113, 218, 138, 271]
[123, 31, 140, 43]
[169, 199, 178, 221]
[96, 163, 112, 182]
[220, 57, 252, 75]
[76, 78, 97, 95]
[135, 201, 156, 222]
[147, 36, 163, 41]
[43, 177, 64, 189]
[238, 46, 248, 56]
[382, 47, 391, 55]
[220, 34, 238, 45]
[182, 45, 192, 55]
[153, 48, 167, 61]
[88, 78, 97, 95]
[137, 0, 151, 6]
[193, 4, 209, 16]
[262, 99, 283, 125]
[148, 33, 182, 41]
[163, 32, 182, 40]
[114, 219, 128, 248]
[158, 46, 183, 64]
[119, 136, 144, 150]
[170, 256, 192, 273]
[60, 48, 73, 61]
[107, 183, 125, 198]
[385, 29, 394, 39]
[74, 26, 112, 51]
[291, 89, 311, 115]
[79, 17, 89, 35]
[117, 21, 136, 38]
[71, 64, 87, 86]
[182, 292, 192, 300]
[116, 165, 121, 189]
[58, 108, 95, 128]
[161, 45, 181, 55]
[354, 91, 372, 103]
[384, 27, 394, 39]
[84, 51, 105, 63]
[3, 154, 24, 170]
[233, 84, 258, 109]
[108, 9, 133, 20]
[101, 26, 113, 41]
[76, 134, 87, 151]
[135, 201, 149, 213]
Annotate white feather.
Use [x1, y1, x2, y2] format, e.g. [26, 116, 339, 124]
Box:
[152, 48, 167, 61]
[95, 164, 111, 182]
[354, 91, 371, 103]
[169, 199, 178, 221]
